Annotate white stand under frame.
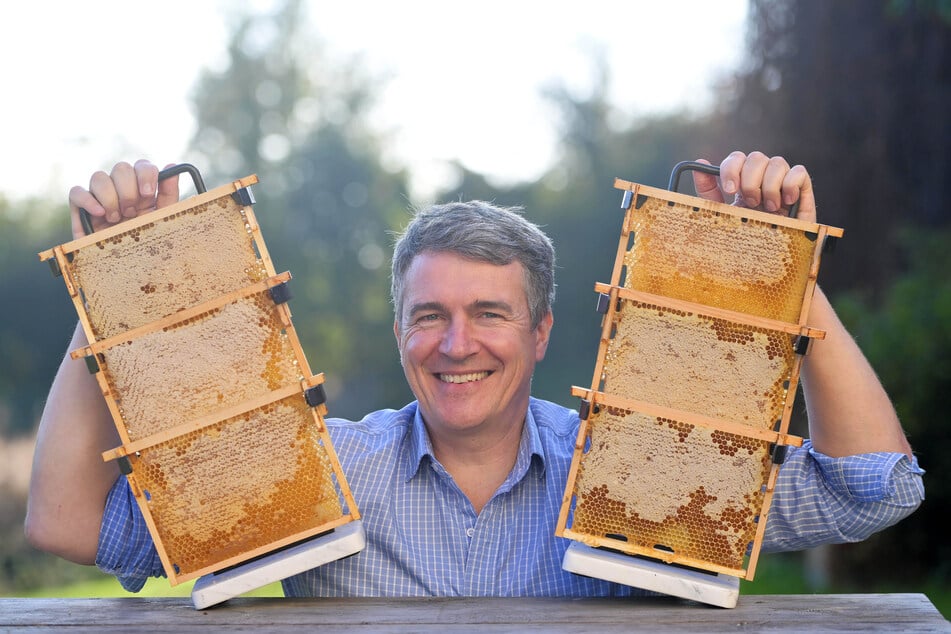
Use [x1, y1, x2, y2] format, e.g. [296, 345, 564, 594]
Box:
[562, 541, 740, 609]
[191, 520, 366, 609]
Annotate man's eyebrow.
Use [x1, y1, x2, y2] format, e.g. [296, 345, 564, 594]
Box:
[407, 300, 515, 315]
[407, 301, 445, 316]
[470, 300, 514, 314]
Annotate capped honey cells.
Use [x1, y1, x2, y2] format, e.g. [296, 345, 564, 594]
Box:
[99, 290, 302, 441]
[602, 299, 796, 429]
[623, 195, 817, 323]
[132, 395, 342, 577]
[571, 405, 771, 570]
[64, 193, 269, 340]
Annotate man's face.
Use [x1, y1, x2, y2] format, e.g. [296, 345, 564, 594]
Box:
[394, 251, 553, 441]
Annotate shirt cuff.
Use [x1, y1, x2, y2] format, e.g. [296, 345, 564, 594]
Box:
[95, 477, 165, 592]
[806, 439, 926, 503]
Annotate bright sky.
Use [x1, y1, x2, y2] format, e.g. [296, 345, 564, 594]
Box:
[3, 1, 748, 203]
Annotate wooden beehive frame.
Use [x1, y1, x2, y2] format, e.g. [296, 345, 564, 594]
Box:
[556, 179, 843, 580]
[39, 176, 360, 585]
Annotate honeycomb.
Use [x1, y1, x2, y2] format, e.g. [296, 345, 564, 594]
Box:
[99, 289, 301, 441]
[602, 299, 796, 429]
[65, 193, 269, 340]
[40, 174, 359, 585]
[557, 180, 841, 581]
[571, 404, 772, 571]
[130, 393, 343, 577]
[624, 195, 817, 323]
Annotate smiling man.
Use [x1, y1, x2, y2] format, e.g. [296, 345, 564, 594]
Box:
[393, 220, 554, 514]
[26, 152, 924, 597]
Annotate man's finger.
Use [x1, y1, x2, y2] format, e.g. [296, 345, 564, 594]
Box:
[692, 159, 725, 203]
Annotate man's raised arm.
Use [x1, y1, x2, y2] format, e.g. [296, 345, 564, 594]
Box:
[25, 160, 180, 563]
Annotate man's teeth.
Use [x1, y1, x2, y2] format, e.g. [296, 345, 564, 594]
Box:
[439, 372, 490, 384]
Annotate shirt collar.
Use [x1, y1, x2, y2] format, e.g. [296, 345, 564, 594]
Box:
[402, 401, 547, 483]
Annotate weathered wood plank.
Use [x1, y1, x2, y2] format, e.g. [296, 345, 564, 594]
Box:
[0, 594, 947, 632]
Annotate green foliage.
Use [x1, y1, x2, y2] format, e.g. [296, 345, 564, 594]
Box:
[0, 196, 76, 436]
[713, 0, 951, 602]
[832, 228, 951, 587]
[186, 0, 414, 419]
[745, 550, 951, 619]
[725, 0, 951, 297]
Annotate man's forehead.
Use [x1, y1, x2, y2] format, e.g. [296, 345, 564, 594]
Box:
[402, 253, 530, 304]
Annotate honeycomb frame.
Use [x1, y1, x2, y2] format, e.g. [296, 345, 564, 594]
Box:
[40, 176, 360, 585]
[556, 179, 842, 580]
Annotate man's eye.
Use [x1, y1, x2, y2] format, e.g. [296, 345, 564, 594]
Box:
[418, 314, 440, 322]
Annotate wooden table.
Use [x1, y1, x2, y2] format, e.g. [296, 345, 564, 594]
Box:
[1, 594, 947, 632]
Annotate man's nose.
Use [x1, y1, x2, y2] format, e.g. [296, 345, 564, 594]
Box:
[439, 319, 478, 358]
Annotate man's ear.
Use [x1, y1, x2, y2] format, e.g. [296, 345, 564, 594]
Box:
[534, 311, 554, 362]
[393, 319, 404, 364]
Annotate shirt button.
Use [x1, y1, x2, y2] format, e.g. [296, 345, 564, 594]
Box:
[466, 527, 475, 538]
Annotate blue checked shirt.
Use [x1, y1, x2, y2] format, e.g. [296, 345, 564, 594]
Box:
[97, 398, 924, 596]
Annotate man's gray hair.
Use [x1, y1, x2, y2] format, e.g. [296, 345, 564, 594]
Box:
[391, 200, 556, 329]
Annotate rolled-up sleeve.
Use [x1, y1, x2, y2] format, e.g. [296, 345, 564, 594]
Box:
[95, 477, 166, 592]
[763, 440, 925, 552]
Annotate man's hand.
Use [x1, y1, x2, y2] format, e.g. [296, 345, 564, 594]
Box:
[691, 151, 816, 223]
[68, 159, 180, 239]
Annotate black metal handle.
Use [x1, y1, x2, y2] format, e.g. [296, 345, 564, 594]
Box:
[668, 160, 800, 219]
[79, 163, 206, 236]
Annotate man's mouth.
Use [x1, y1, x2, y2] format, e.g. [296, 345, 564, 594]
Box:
[437, 371, 491, 384]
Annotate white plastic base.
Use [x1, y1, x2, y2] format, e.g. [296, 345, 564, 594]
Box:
[191, 520, 366, 609]
[562, 541, 740, 608]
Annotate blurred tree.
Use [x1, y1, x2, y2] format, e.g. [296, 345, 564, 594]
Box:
[833, 228, 950, 588]
[718, 0, 951, 297]
[717, 0, 950, 591]
[0, 195, 109, 591]
[0, 196, 76, 436]
[187, 0, 413, 418]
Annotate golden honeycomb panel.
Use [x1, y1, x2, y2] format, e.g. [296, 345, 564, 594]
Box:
[99, 291, 300, 441]
[571, 405, 771, 571]
[602, 299, 796, 429]
[66, 194, 268, 340]
[130, 393, 343, 578]
[624, 196, 817, 322]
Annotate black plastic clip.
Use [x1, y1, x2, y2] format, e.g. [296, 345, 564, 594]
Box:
[794, 335, 811, 355]
[823, 235, 839, 254]
[596, 292, 611, 314]
[578, 399, 591, 421]
[84, 354, 100, 374]
[770, 443, 788, 464]
[305, 384, 327, 408]
[232, 186, 256, 207]
[117, 456, 133, 475]
[269, 281, 293, 305]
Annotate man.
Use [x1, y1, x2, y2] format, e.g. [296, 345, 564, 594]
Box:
[26, 151, 924, 596]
